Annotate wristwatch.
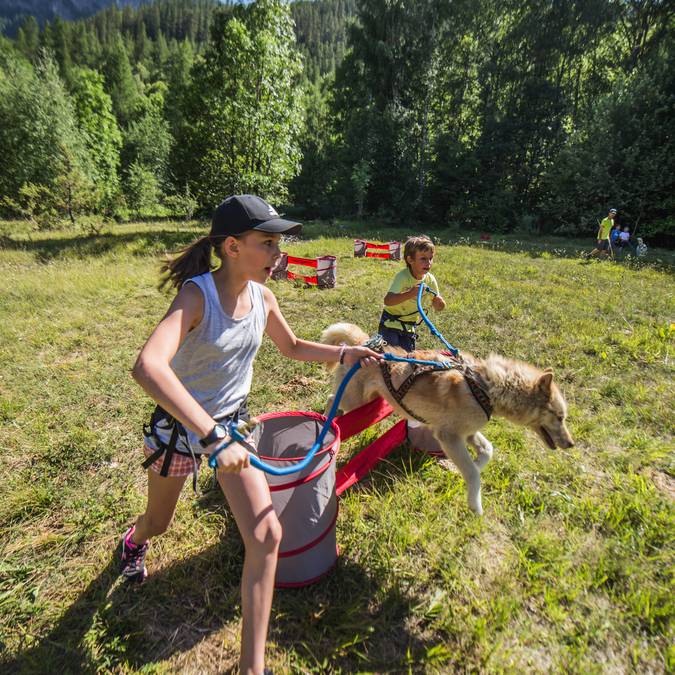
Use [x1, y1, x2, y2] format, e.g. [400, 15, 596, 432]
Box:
[199, 423, 228, 448]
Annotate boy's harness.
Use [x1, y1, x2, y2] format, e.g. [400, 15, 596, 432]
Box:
[365, 335, 493, 424]
[379, 309, 422, 333]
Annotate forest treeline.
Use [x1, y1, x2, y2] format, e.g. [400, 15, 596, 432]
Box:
[0, 0, 672, 240]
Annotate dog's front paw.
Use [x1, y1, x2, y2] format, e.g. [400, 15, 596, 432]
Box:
[468, 488, 483, 516]
[469, 433, 494, 473]
[474, 445, 495, 472]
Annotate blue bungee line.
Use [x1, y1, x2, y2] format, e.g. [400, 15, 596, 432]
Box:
[416, 283, 459, 356]
[208, 284, 458, 475]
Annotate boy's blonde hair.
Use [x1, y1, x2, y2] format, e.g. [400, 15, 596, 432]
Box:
[404, 235, 435, 268]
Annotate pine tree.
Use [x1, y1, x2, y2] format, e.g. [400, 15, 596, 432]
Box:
[16, 16, 39, 61]
[102, 35, 138, 125]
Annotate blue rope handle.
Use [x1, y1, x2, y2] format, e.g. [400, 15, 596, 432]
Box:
[416, 283, 459, 356]
[208, 358, 362, 475]
[207, 352, 454, 475]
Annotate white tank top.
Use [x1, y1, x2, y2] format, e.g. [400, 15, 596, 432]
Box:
[146, 272, 267, 455]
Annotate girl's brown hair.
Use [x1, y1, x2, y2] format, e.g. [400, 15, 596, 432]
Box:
[159, 235, 227, 290]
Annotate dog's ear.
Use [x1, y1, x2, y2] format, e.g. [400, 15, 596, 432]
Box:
[538, 371, 554, 393]
[543, 367, 554, 374]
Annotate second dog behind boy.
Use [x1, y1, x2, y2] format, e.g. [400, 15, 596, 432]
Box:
[379, 235, 446, 351]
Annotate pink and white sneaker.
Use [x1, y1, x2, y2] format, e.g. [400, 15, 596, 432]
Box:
[120, 525, 149, 582]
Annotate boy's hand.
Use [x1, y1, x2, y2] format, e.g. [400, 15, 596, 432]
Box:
[432, 295, 446, 311]
[343, 346, 383, 368]
[408, 283, 423, 299]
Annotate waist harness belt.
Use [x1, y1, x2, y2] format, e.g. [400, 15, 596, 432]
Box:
[142, 401, 249, 492]
[142, 405, 199, 490]
[379, 309, 421, 333]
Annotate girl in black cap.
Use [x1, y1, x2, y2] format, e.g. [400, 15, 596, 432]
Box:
[120, 195, 381, 674]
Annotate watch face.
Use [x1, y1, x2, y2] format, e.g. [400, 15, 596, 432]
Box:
[201, 423, 229, 447]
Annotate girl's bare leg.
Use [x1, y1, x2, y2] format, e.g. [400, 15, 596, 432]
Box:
[218, 464, 281, 675]
[133, 469, 188, 542]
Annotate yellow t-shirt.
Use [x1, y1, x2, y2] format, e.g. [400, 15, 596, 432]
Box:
[382, 268, 440, 332]
[599, 217, 613, 240]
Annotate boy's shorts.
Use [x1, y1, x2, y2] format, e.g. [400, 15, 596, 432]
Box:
[378, 325, 417, 353]
[597, 239, 609, 250]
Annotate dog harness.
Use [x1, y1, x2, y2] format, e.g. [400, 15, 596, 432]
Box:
[366, 336, 493, 424]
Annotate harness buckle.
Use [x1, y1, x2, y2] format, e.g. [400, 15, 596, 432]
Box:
[365, 334, 387, 352]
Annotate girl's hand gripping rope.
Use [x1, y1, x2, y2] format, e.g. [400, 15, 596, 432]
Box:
[208, 418, 259, 473]
[341, 345, 382, 368]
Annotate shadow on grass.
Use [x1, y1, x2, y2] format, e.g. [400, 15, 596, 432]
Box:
[2, 444, 442, 674]
[304, 220, 675, 270]
[272, 557, 435, 672]
[1, 531, 243, 673]
[446, 235, 674, 270]
[0, 229, 200, 263]
[271, 437, 449, 671]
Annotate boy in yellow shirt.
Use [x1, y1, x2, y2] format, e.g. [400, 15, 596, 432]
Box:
[379, 235, 446, 352]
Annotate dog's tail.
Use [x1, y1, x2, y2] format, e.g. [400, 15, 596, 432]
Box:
[320, 322, 370, 372]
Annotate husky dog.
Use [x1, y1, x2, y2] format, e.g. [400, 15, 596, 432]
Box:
[322, 323, 574, 515]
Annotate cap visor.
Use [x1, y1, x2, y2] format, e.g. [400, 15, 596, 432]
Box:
[253, 218, 302, 235]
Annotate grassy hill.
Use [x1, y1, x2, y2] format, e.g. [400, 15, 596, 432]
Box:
[0, 219, 672, 673]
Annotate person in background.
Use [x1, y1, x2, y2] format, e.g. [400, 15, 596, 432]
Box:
[610, 223, 621, 247]
[589, 207, 618, 258]
[618, 225, 636, 255]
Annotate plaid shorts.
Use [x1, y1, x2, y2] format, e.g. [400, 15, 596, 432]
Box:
[143, 444, 202, 478]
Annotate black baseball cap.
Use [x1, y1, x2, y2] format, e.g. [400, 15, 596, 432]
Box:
[210, 195, 302, 237]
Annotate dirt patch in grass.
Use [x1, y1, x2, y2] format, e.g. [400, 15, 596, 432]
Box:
[649, 469, 675, 501]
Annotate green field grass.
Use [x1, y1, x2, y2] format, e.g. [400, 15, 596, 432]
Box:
[0, 219, 673, 674]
